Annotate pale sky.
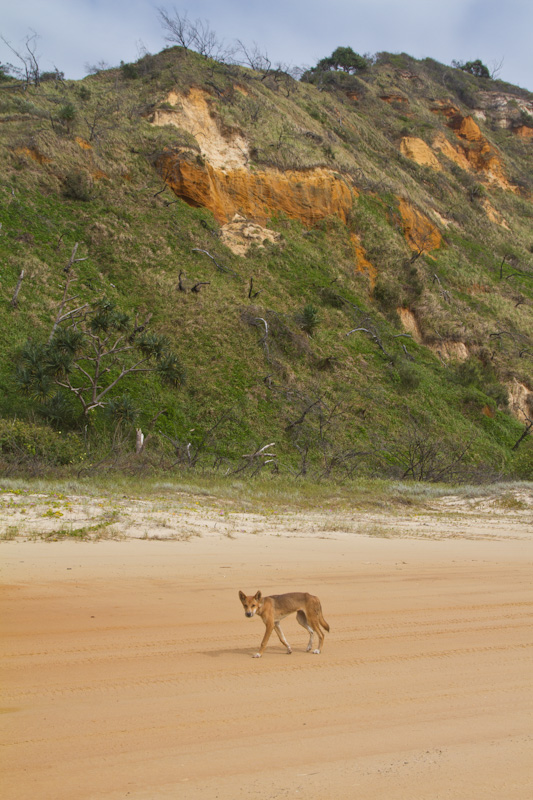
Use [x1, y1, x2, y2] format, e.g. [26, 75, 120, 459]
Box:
[1, 0, 532, 91]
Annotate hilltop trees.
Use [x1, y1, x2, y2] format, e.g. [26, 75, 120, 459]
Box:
[454, 59, 491, 78]
[302, 46, 368, 86]
[316, 47, 368, 74]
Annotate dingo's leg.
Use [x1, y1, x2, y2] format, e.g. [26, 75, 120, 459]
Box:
[253, 622, 274, 658]
[305, 609, 325, 654]
[274, 621, 292, 654]
[296, 610, 315, 652]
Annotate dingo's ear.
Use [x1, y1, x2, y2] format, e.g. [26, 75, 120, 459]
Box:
[238, 590, 246, 602]
[254, 590, 262, 601]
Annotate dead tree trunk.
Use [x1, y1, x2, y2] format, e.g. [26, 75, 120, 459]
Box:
[10, 269, 25, 308]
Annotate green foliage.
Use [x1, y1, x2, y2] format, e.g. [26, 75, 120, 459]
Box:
[41, 70, 64, 83]
[510, 439, 533, 479]
[77, 85, 91, 101]
[62, 171, 93, 201]
[296, 304, 321, 335]
[14, 287, 184, 424]
[57, 102, 76, 132]
[459, 59, 490, 78]
[120, 61, 139, 80]
[302, 46, 367, 86]
[0, 44, 531, 479]
[448, 358, 508, 409]
[0, 419, 84, 466]
[373, 279, 401, 314]
[318, 47, 368, 74]
[395, 361, 421, 392]
[0, 63, 13, 81]
[106, 393, 138, 425]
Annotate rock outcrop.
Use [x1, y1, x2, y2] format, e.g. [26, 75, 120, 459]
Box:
[432, 102, 514, 190]
[157, 154, 356, 226]
[398, 198, 441, 254]
[153, 88, 357, 227]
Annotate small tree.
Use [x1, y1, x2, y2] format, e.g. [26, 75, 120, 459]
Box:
[458, 59, 490, 78]
[0, 62, 13, 81]
[0, 31, 41, 88]
[57, 102, 76, 134]
[15, 246, 185, 424]
[322, 47, 368, 74]
[297, 304, 321, 336]
[157, 6, 234, 61]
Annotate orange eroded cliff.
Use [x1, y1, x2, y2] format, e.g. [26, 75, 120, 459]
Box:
[397, 198, 442, 254]
[153, 87, 357, 227]
[159, 154, 356, 226]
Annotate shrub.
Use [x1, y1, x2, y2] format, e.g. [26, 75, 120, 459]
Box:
[41, 70, 64, 83]
[77, 85, 91, 101]
[373, 279, 401, 314]
[449, 358, 508, 410]
[62, 171, 93, 201]
[459, 60, 490, 79]
[395, 361, 420, 391]
[296, 304, 321, 336]
[0, 419, 85, 466]
[510, 440, 533, 479]
[120, 62, 139, 80]
[0, 63, 13, 81]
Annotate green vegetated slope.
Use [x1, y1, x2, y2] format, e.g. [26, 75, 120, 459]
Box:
[0, 48, 532, 479]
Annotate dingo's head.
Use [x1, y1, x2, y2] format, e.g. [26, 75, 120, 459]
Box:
[239, 590, 262, 617]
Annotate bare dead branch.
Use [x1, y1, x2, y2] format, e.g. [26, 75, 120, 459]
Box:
[248, 277, 261, 299]
[512, 411, 533, 451]
[191, 281, 210, 293]
[192, 248, 240, 278]
[285, 400, 321, 431]
[10, 269, 25, 308]
[346, 326, 392, 359]
[432, 273, 452, 303]
[401, 343, 415, 361]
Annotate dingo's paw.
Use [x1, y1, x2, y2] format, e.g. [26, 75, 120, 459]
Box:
[252, 652, 262, 658]
[312, 649, 321, 654]
[286, 648, 292, 654]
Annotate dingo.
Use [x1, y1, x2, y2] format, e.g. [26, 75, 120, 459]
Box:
[238, 590, 330, 658]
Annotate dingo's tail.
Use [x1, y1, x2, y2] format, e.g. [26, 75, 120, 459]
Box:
[319, 607, 330, 632]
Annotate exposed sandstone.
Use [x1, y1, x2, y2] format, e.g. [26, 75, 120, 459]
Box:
[474, 91, 533, 129]
[153, 88, 358, 227]
[380, 94, 409, 105]
[220, 214, 281, 255]
[151, 88, 249, 171]
[514, 125, 533, 138]
[158, 154, 356, 226]
[432, 103, 514, 190]
[432, 132, 471, 171]
[397, 307, 422, 342]
[507, 378, 533, 420]
[350, 234, 377, 288]
[15, 146, 51, 164]
[481, 199, 510, 228]
[429, 341, 469, 362]
[397, 198, 441, 253]
[400, 137, 441, 170]
[75, 137, 92, 151]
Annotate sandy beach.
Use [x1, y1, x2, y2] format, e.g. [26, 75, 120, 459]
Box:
[1, 487, 533, 799]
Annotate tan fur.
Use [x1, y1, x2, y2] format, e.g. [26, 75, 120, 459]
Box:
[238, 590, 330, 658]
